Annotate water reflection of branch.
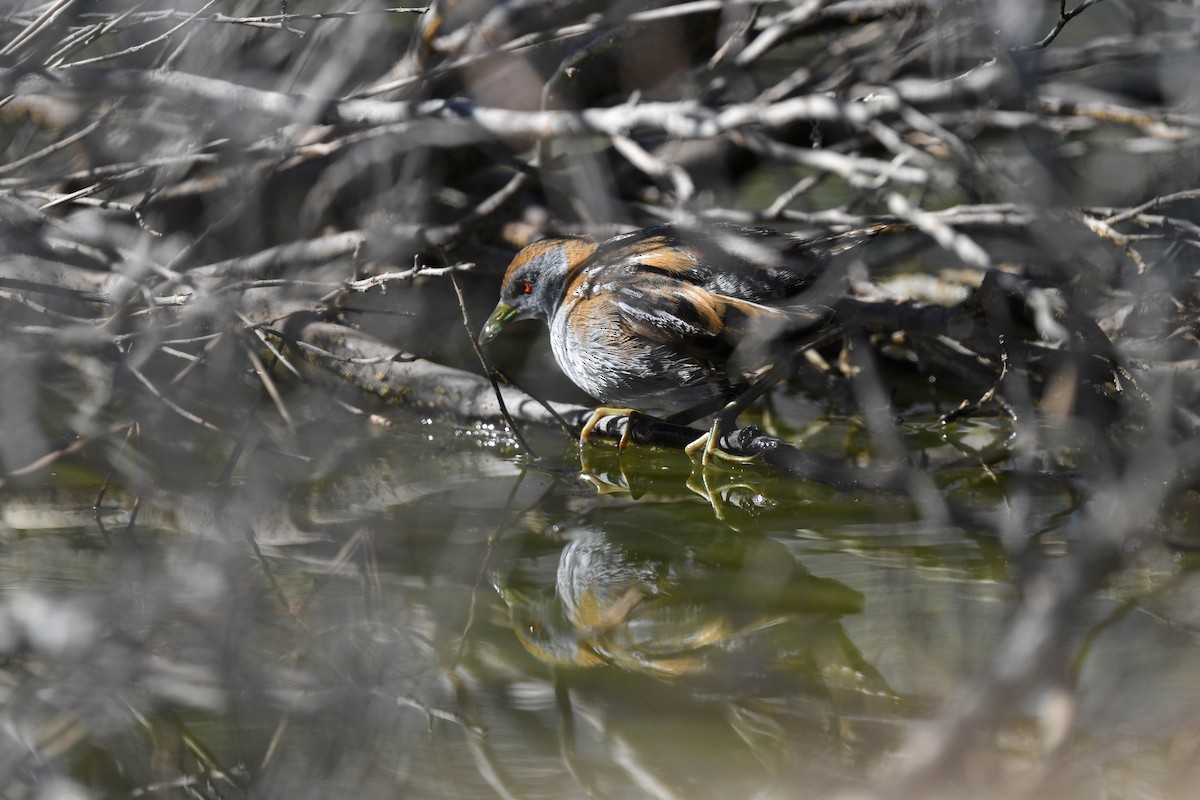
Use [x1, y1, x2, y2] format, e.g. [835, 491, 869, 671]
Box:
[553, 673, 615, 800]
[864, 454, 1186, 798]
[387, 690, 481, 734]
[454, 468, 531, 667]
[447, 670, 529, 800]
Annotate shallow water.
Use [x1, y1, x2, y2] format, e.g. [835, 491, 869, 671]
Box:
[1, 390, 1198, 800]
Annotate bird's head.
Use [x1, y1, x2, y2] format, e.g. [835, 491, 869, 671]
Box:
[479, 236, 597, 344]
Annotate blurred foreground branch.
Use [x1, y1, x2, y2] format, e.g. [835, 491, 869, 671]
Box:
[3, 1, 1200, 797]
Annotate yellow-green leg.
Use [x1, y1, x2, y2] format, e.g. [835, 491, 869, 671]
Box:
[580, 406, 637, 450]
[685, 362, 791, 465]
[684, 412, 761, 465]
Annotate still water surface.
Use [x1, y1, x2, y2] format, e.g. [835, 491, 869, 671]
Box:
[1, 394, 1197, 799]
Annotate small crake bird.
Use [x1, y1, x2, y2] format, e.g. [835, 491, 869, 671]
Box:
[478, 223, 849, 462]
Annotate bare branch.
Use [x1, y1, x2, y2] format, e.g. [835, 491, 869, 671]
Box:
[1014, 0, 1108, 52]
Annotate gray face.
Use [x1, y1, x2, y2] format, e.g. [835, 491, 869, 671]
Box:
[482, 237, 599, 346]
[503, 253, 569, 323]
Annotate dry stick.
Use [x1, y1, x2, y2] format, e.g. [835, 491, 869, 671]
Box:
[19, 190, 142, 215]
[386, 690, 480, 732]
[741, 130, 936, 188]
[207, 350, 310, 483]
[707, 2, 759, 67]
[44, 14, 104, 64]
[3, 65, 927, 134]
[46, 0, 150, 66]
[1101, 189, 1200, 227]
[158, 14, 209, 68]
[0, 113, 107, 176]
[0, 420, 135, 490]
[866, 118, 945, 173]
[735, 0, 825, 66]
[190, 168, 525, 280]
[214, 278, 339, 294]
[77, 6, 431, 30]
[175, 722, 246, 792]
[241, 519, 311, 634]
[168, 331, 226, 387]
[493, 369, 580, 440]
[611, 133, 696, 208]
[886, 193, 991, 269]
[215, 332, 314, 487]
[1036, 96, 1200, 132]
[126, 364, 228, 436]
[296, 529, 385, 633]
[320, 529, 370, 581]
[939, 342, 1013, 424]
[37, 179, 123, 211]
[355, 0, 732, 98]
[426, 168, 531, 246]
[195, 232, 369, 280]
[239, 314, 305, 381]
[449, 273, 538, 459]
[259, 717, 289, 772]
[1035, 31, 1198, 76]
[1078, 213, 1148, 273]
[210, 396, 262, 487]
[341, 262, 473, 293]
[896, 103, 1024, 200]
[0, 0, 77, 57]
[283, 335, 412, 366]
[0, 149, 223, 191]
[56, 0, 221, 69]
[240, 339, 295, 433]
[93, 420, 139, 511]
[1101, 211, 1200, 242]
[1014, 0, 1107, 52]
[763, 172, 824, 219]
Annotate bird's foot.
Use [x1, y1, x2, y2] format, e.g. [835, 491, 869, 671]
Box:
[579, 407, 639, 450]
[684, 414, 761, 465]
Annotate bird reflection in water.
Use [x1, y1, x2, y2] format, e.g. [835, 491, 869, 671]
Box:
[495, 508, 896, 708]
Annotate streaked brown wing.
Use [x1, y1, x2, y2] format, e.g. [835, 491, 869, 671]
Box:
[608, 270, 791, 374]
[567, 224, 837, 377]
[587, 223, 827, 303]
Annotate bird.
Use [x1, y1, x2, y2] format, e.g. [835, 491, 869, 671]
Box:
[478, 222, 850, 462]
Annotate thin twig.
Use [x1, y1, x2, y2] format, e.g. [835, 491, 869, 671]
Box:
[0, 114, 107, 176]
[1, 0, 78, 57]
[0, 421, 135, 489]
[1013, 0, 1107, 52]
[449, 273, 538, 458]
[341, 262, 474, 293]
[240, 340, 295, 433]
[126, 364, 229, 436]
[56, 0, 221, 69]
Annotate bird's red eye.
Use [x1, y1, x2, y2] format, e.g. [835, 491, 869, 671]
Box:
[519, 279, 533, 295]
